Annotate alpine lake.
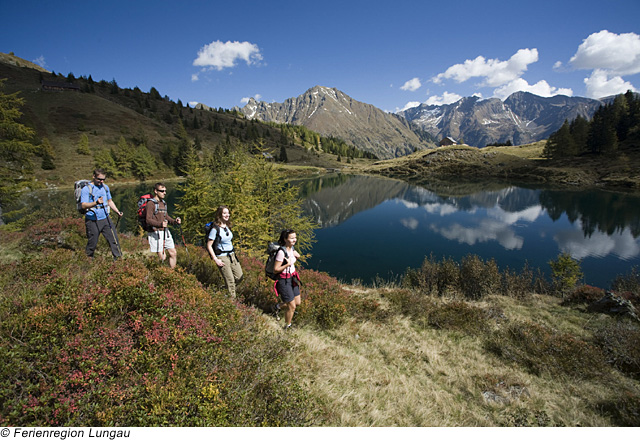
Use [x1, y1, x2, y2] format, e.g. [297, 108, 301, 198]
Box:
[14, 173, 640, 289]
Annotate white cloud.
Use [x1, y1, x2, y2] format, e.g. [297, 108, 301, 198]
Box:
[397, 101, 422, 112]
[191, 73, 199, 82]
[570, 30, 640, 75]
[433, 48, 539, 87]
[584, 69, 637, 99]
[193, 40, 263, 71]
[493, 78, 573, 100]
[401, 77, 422, 91]
[425, 91, 462, 106]
[189, 101, 199, 108]
[566, 31, 640, 98]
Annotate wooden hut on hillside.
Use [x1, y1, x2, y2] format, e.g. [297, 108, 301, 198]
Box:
[439, 136, 457, 146]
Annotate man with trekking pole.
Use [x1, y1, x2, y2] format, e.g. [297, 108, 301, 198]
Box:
[80, 169, 123, 260]
[145, 182, 181, 269]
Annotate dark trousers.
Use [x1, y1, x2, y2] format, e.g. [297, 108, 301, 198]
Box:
[85, 218, 121, 259]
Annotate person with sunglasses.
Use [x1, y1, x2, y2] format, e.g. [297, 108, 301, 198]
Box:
[207, 205, 243, 298]
[145, 182, 181, 268]
[80, 169, 123, 260]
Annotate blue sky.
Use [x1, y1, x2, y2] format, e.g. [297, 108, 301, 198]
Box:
[2, 0, 639, 112]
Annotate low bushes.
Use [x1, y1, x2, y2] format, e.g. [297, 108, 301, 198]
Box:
[590, 320, 640, 379]
[403, 253, 537, 300]
[383, 289, 489, 334]
[484, 320, 608, 379]
[0, 247, 314, 426]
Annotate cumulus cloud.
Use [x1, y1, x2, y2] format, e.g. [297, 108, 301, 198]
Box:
[433, 48, 539, 87]
[401, 77, 422, 91]
[493, 78, 573, 100]
[425, 91, 463, 106]
[584, 69, 637, 99]
[567, 31, 640, 98]
[570, 30, 640, 75]
[193, 40, 263, 71]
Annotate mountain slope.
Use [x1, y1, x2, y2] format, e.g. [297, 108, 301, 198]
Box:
[399, 92, 603, 147]
[236, 86, 434, 159]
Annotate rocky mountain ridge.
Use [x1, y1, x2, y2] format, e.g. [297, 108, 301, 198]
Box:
[235, 85, 434, 159]
[398, 92, 604, 147]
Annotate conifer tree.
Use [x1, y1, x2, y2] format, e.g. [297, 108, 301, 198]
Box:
[93, 150, 118, 177]
[130, 144, 156, 181]
[77, 133, 90, 155]
[0, 80, 37, 208]
[279, 144, 288, 163]
[40, 138, 56, 170]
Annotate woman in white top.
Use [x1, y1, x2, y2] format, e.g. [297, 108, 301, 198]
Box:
[207, 206, 243, 298]
[273, 229, 302, 330]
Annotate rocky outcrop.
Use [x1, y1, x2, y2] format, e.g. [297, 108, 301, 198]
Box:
[588, 291, 640, 321]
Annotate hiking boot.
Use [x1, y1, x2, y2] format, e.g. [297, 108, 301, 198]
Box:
[271, 303, 281, 321]
[284, 323, 293, 331]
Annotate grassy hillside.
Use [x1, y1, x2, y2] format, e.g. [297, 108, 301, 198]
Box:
[1, 56, 372, 188]
[363, 141, 640, 191]
[1, 216, 639, 426]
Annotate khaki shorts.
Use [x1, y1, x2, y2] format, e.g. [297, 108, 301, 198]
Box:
[148, 229, 175, 252]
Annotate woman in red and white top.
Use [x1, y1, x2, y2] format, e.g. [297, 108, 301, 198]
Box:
[273, 229, 302, 330]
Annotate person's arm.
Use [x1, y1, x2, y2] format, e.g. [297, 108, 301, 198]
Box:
[80, 186, 102, 211]
[207, 228, 224, 266]
[273, 250, 290, 274]
[107, 198, 122, 216]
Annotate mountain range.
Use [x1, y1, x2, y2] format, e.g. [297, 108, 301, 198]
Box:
[235, 86, 435, 159]
[237, 87, 610, 157]
[398, 92, 605, 148]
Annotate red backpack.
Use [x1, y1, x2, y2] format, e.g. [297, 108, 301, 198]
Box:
[136, 194, 157, 232]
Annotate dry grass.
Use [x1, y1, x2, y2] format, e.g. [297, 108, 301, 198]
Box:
[290, 288, 640, 426]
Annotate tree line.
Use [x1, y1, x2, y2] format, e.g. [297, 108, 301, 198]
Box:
[544, 91, 640, 159]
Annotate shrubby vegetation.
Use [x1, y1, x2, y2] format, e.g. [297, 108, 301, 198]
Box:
[0, 226, 315, 426]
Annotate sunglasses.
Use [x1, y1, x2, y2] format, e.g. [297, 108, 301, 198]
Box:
[156, 189, 166, 193]
[95, 177, 106, 181]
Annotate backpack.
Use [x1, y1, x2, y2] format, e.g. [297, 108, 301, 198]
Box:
[74, 180, 94, 214]
[136, 194, 157, 232]
[204, 222, 223, 255]
[265, 242, 288, 280]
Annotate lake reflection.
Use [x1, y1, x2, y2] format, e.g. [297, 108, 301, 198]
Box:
[297, 174, 640, 288]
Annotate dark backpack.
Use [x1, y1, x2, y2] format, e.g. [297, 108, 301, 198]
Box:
[265, 242, 288, 280]
[74, 180, 94, 214]
[204, 222, 224, 255]
[137, 195, 157, 232]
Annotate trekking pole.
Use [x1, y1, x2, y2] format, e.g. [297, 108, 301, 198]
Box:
[102, 204, 122, 259]
[178, 222, 189, 256]
[162, 227, 167, 263]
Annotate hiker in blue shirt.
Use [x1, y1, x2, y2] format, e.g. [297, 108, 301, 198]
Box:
[80, 169, 123, 260]
[207, 206, 243, 298]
